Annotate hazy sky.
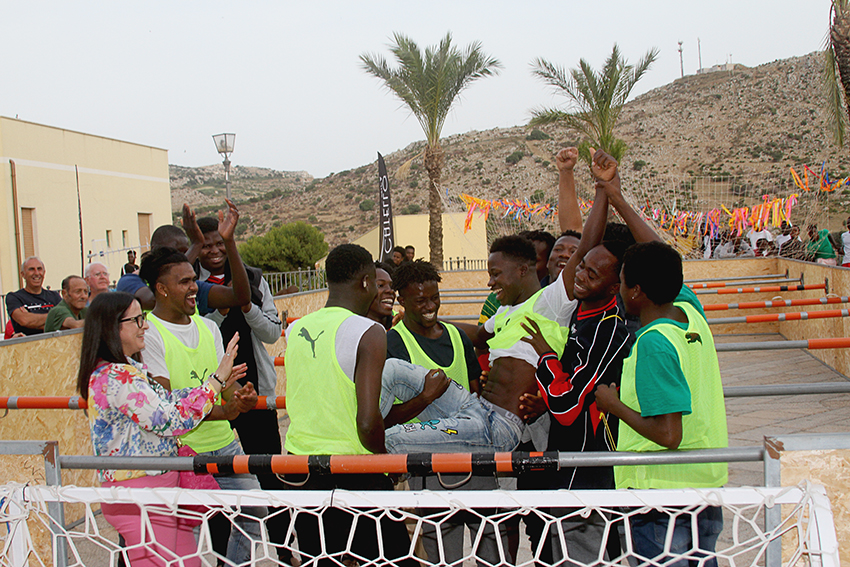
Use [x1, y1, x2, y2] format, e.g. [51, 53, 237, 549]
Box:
[1, 1, 833, 178]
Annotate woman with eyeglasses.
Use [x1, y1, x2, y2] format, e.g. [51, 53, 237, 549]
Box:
[77, 291, 246, 567]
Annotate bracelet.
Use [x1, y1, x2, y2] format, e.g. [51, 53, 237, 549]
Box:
[211, 373, 227, 388]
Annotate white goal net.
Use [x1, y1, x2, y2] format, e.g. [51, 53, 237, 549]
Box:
[0, 481, 838, 567]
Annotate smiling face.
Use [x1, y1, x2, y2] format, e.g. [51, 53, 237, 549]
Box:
[21, 258, 45, 292]
[119, 300, 149, 357]
[62, 277, 90, 313]
[573, 245, 620, 304]
[200, 230, 227, 274]
[86, 263, 111, 295]
[368, 268, 396, 320]
[487, 252, 528, 306]
[398, 280, 440, 330]
[156, 262, 199, 317]
[392, 251, 404, 265]
[547, 235, 580, 280]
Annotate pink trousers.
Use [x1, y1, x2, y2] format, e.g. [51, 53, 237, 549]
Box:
[101, 471, 201, 567]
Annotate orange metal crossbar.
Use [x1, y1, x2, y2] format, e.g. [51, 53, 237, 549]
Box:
[702, 296, 850, 311]
[708, 309, 850, 325]
[695, 283, 825, 296]
[0, 395, 287, 410]
[274, 357, 284, 366]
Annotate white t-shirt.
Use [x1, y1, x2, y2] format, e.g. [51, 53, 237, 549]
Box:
[142, 314, 225, 379]
[747, 229, 773, 250]
[285, 312, 380, 383]
[775, 233, 791, 249]
[483, 271, 578, 367]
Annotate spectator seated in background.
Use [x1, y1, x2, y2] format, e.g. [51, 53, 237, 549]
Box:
[713, 233, 755, 259]
[85, 262, 111, 303]
[779, 225, 806, 259]
[6, 257, 62, 336]
[391, 245, 406, 267]
[806, 223, 837, 265]
[404, 245, 415, 262]
[45, 275, 89, 331]
[756, 238, 776, 257]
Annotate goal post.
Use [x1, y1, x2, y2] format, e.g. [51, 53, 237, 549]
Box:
[1, 482, 839, 567]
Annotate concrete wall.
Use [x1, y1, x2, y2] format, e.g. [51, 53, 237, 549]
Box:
[0, 116, 171, 293]
[351, 212, 488, 265]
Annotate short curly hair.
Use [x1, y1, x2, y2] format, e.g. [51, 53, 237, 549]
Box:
[139, 247, 190, 288]
[392, 260, 441, 292]
[326, 244, 373, 284]
[490, 235, 537, 265]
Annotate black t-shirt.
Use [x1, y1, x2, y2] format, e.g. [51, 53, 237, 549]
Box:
[387, 321, 482, 382]
[6, 288, 62, 335]
[536, 297, 634, 489]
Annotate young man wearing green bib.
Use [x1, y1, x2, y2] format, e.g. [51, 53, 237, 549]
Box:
[384, 259, 503, 566]
[284, 244, 415, 567]
[139, 245, 265, 567]
[594, 176, 728, 567]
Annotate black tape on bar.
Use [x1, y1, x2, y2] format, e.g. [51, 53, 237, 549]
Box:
[470, 453, 497, 475]
[248, 455, 274, 473]
[309, 455, 332, 475]
[512, 451, 560, 473]
[406, 453, 434, 476]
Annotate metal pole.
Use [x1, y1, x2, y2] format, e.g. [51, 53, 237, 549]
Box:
[224, 157, 232, 201]
[42, 441, 68, 567]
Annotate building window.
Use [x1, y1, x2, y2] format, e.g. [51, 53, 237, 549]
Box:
[106, 230, 113, 249]
[122, 230, 128, 248]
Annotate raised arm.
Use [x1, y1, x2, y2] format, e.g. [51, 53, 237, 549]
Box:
[206, 199, 252, 309]
[556, 147, 582, 233]
[560, 149, 615, 301]
[602, 173, 662, 244]
[355, 325, 389, 453]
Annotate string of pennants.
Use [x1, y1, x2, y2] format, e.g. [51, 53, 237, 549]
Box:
[459, 163, 847, 238]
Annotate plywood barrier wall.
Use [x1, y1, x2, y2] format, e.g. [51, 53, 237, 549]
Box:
[777, 258, 850, 378]
[780, 449, 850, 565]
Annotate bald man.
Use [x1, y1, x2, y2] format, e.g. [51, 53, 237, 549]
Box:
[85, 262, 111, 303]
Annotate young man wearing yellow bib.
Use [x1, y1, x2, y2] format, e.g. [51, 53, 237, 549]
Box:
[595, 176, 728, 567]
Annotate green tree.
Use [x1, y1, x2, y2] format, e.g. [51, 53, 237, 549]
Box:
[361, 32, 501, 268]
[529, 44, 658, 163]
[825, 0, 850, 146]
[238, 221, 328, 272]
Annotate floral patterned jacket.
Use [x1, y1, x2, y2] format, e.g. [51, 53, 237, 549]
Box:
[87, 358, 217, 483]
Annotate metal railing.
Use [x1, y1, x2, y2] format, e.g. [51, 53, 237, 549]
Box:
[444, 257, 487, 271]
[264, 269, 328, 295]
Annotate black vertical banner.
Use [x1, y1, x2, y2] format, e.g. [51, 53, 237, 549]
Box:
[377, 152, 395, 263]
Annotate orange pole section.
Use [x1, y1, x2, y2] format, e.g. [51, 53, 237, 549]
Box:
[703, 296, 849, 311]
[0, 395, 286, 410]
[274, 357, 285, 366]
[808, 337, 850, 349]
[742, 309, 847, 324]
[0, 396, 88, 409]
[330, 453, 409, 474]
[712, 283, 825, 295]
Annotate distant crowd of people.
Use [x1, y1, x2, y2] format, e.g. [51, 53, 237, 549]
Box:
[703, 218, 850, 265]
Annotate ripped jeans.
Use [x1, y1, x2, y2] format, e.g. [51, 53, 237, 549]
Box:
[381, 358, 524, 454]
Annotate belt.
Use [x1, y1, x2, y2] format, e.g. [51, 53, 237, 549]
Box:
[477, 396, 524, 429]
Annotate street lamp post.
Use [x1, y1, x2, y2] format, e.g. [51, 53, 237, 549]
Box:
[212, 133, 236, 200]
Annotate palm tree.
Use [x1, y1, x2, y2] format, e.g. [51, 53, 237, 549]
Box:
[360, 32, 501, 268]
[529, 44, 658, 163]
[825, 0, 850, 146]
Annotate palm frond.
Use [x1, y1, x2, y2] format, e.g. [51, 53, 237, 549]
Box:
[824, 45, 847, 147]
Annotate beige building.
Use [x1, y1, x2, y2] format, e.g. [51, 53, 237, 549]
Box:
[0, 117, 172, 294]
[352, 212, 488, 266]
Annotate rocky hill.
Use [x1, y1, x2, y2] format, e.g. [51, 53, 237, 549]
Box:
[171, 51, 850, 246]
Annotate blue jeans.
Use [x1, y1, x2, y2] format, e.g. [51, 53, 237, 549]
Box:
[381, 358, 524, 453]
[629, 505, 723, 567]
[203, 439, 268, 566]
